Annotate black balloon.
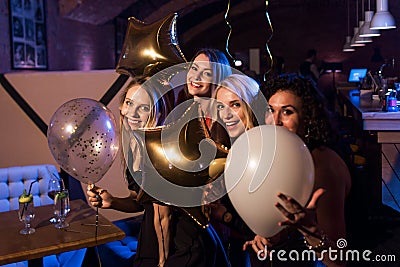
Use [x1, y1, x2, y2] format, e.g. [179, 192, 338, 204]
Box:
[116, 13, 187, 76]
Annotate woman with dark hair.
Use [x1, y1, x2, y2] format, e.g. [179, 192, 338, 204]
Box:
[264, 73, 336, 149]
[175, 48, 232, 127]
[245, 74, 351, 267]
[164, 48, 232, 267]
[178, 48, 232, 100]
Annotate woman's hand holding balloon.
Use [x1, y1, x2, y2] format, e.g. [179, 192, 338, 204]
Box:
[242, 235, 269, 256]
[47, 98, 120, 185]
[275, 189, 346, 267]
[242, 230, 287, 256]
[243, 188, 327, 258]
[87, 184, 112, 209]
[275, 188, 325, 239]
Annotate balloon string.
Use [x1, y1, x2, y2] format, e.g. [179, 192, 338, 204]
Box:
[95, 206, 99, 238]
[263, 0, 274, 82]
[224, 0, 236, 63]
[94, 204, 102, 267]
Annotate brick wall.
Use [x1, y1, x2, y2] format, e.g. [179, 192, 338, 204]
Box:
[45, 1, 115, 71]
[1, 0, 115, 73]
[0, 0, 399, 80]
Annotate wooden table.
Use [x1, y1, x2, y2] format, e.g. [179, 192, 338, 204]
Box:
[0, 199, 125, 266]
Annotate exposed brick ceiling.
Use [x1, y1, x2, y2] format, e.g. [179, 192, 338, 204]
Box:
[58, 0, 347, 26]
[58, 0, 225, 25]
[58, 0, 140, 25]
[57, 0, 348, 58]
[58, 0, 347, 27]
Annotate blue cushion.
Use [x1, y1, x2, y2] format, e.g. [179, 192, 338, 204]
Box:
[0, 247, 87, 267]
[0, 261, 27, 267]
[96, 217, 141, 267]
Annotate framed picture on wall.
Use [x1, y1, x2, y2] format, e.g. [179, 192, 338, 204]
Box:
[9, 0, 47, 69]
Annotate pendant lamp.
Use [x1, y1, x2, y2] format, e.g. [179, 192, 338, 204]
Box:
[359, 11, 381, 36]
[356, 21, 373, 43]
[351, 0, 368, 46]
[343, 0, 355, 52]
[370, 0, 396, 29]
[343, 36, 356, 52]
[351, 27, 366, 47]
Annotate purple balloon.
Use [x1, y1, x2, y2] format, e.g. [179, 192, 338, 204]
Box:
[47, 98, 119, 184]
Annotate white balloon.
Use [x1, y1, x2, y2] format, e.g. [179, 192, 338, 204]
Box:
[225, 125, 314, 237]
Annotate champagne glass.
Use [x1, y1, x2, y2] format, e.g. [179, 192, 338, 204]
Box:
[48, 173, 64, 223]
[18, 191, 35, 235]
[48, 172, 64, 200]
[54, 189, 70, 229]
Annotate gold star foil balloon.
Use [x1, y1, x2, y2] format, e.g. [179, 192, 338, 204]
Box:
[116, 13, 187, 76]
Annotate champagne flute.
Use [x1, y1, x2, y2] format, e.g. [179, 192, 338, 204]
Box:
[54, 189, 70, 229]
[48, 172, 64, 200]
[48, 172, 64, 223]
[18, 191, 35, 234]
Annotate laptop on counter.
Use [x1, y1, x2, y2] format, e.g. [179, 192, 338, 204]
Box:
[348, 68, 368, 83]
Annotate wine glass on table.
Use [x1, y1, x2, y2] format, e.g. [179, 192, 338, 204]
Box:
[54, 189, 70, 229]
[48, 173, 64, 223]
[18, 190, 35, 234]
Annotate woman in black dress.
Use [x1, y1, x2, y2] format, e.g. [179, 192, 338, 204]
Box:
[87, 76, 172, 267]
[164, 48, 232, 267]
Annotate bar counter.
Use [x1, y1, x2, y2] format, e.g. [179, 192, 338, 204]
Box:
[340, 88, 400, 131]
[338, 87, 400, 213]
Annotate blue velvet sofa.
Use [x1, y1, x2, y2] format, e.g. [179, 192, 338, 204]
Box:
[95, 216, 141, 267]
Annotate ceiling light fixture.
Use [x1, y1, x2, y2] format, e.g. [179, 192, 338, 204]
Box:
[370, 0, 396, 29]
[351, 0, 368, 46]
[343, 36, 356, 51]
[359, 0, 381, 36]
[343, 0, 355, 52]
[355, 0, 373, 43]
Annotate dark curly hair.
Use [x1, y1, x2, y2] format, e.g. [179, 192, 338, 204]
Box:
[262, 73, 336, 149]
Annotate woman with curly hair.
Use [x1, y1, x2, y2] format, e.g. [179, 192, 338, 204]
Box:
[245, 74, 351, 267]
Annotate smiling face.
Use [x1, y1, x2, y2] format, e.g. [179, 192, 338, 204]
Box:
[120, 85, 152, 130]
[216, 87, 247, 139]
[186, 53, 213, 98]
[265, 90, 304, 136]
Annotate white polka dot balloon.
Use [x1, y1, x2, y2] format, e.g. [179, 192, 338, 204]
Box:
[47, 98, 119, 184]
